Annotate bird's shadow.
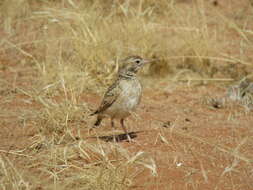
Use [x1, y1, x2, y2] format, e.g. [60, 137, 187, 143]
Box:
[90, 131, 142, 142]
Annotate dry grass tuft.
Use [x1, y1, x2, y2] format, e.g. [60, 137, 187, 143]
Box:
[1, 0, 253, 189]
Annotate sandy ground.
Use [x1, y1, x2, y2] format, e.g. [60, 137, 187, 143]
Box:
[1, 0, 253, 189]
[1, 61, 253, 189]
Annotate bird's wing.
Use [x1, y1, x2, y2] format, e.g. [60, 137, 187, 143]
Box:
[91, 80, 121, 115]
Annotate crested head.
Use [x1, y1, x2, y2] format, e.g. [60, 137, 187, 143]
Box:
[118, 55, 153, 78]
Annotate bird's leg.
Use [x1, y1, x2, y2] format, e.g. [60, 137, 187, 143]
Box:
[120, 119, 132, 142]
[111, 118, 115, 129]
[111, 118, 116, 142]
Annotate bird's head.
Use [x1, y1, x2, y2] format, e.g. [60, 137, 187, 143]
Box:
[118, 55, 155, 77]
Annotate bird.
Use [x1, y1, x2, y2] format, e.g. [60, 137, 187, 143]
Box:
[90, 55, 155, 142]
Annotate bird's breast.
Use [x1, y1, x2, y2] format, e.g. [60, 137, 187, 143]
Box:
[103, 79, 142, 118]
[120, 79, 142, 108]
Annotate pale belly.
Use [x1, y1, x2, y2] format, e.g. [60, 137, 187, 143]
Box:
[104, 79, 142, 118]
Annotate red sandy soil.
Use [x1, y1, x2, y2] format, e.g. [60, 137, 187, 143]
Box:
[1, 61, 253, 190]
[1, 1, 253, 189]
[88, 86, 253, 190]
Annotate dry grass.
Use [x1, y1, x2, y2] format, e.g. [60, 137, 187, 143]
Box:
[0, 0, 253, 189]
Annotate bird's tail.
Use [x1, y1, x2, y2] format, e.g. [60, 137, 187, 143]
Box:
[90, 110, 98, 116]
[94, 117, 102, 127]
[89, 117, 102, 133]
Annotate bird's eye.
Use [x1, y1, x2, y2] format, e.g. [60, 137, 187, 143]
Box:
[136, 60, 140, 64]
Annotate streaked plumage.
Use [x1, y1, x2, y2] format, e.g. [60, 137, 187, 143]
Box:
[90, 55, 154, 141]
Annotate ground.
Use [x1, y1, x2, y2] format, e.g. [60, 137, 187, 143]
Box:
[1, 60, 253, 189]
[0, 0, 253, 190]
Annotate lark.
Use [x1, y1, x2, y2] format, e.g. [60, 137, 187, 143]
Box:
[90, 55, 154, 141]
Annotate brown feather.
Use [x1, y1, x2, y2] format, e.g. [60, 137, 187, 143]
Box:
[91, 79, 121, 115]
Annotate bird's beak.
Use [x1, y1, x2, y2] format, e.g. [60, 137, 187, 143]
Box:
[142, 58, 157, 64]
